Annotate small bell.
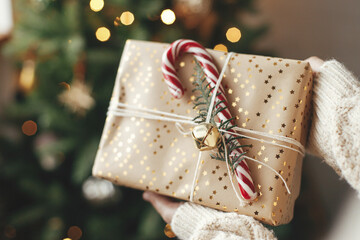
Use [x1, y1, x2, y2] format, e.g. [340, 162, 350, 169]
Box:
[191, 123, 221, 151]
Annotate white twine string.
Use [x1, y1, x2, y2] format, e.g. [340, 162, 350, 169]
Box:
[108, 52, 301, 206]
[108, 104, 305, 157]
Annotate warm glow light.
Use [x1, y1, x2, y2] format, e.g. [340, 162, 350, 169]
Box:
[59, 82, 71, 90]
[119, 11, 135, 25]
[95, 27, 110, 42]
[67, 226, 82, 240]
[82, 177, 115, 201]
[214, 44, 228, 52]
[114, 17, 121, 26]
[22, 120, 37, 136]
[226, 27, 242, 43]
[19, 60, 35, 92]
[4, 225, 16, 239]
[89, 0, 104, 12]
[161, 9, 176, 25]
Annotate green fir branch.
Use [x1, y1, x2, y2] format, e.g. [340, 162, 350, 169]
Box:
[191, 60, 247, 170]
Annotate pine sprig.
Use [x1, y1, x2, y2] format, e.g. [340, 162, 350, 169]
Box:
[191, 60, 248, 171]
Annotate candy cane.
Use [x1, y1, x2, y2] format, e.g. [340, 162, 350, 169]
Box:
[162, 39, 257, 201]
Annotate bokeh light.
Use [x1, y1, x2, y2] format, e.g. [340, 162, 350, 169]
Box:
[95, 27, 111, 42]
[214, 44, 228, 52]
[226, 27, 242, 43]
[89, 0, 104, 12]
[120, 11, 135, 25]
[114, 17, 121, 26]
[4, 225, 16, 239]
[48, 217, 63, 230]
[22, 120, 37, 136]
[82, 177, 115, 201]
[19, 60, 35, 93]
[59, 82, 71, 90]
[161, 9, 176, 25]
[67, 226, 82, 240]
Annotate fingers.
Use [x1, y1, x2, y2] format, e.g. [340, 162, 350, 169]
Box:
[305, 56, 324, 73]
[143, 191, 181, 223]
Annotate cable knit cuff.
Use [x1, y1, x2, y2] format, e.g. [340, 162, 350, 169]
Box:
[307, 60, 359, 159]
[171, 202, 276, 240]
[318, 60, 360, 97]
[170, 203, 220, 239]
[307, 59, 360, 192]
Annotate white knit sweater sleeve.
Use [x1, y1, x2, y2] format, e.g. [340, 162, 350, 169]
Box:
[171, 202, 276, 240]
[307, 59, 360, 193]
[170, 60, 360, 240]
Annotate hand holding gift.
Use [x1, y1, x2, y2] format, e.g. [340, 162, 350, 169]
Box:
[143, 56, 325, 238]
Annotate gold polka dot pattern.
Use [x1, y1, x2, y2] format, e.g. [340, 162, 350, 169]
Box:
[92, 40, 313, 226]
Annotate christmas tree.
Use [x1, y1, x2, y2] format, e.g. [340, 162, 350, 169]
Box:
[2, 0, 327, 239]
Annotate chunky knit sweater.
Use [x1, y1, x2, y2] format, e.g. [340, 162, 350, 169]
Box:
[170, 60, 360, 240]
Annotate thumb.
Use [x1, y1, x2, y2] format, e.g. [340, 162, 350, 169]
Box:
[305, 56, 324, 73]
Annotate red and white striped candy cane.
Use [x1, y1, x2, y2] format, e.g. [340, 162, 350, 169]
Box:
[161, 39, 257, 201]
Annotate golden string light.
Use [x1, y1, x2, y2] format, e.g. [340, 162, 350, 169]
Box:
[161, 9, 176, 25]
[226, 27, 242, 43]
[4, 225, 16, 239]
[67, 226, 82, 240]
[114, 17, 121, 26]
[19, 60, 36, 93]
[59, 82, 71, 90]
[89, 0, 104, 12]
[95, 27, 111, 42]
[119, 11, 135, 25]
[22, 120, 37, 136]
[213, 44, 228, 52]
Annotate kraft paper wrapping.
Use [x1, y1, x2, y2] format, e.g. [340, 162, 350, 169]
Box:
[92, 39, 313, 225]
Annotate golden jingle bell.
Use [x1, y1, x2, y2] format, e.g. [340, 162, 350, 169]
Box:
[191, 123, 221, 151]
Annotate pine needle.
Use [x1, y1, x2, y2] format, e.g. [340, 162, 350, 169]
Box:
[191, 60, 247, 170]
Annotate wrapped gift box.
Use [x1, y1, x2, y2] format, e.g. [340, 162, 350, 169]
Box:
[92, 39, 313, 225]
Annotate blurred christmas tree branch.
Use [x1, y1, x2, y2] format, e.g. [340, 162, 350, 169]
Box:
[0, 0, 267, 239]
